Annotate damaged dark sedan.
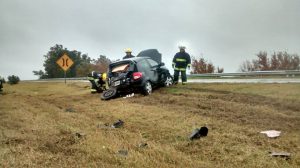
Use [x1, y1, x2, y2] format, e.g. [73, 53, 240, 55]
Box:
[101, 49, 173, 100]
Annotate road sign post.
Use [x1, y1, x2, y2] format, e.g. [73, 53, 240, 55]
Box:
[64, 71, 66, 84]
[56, 54, 74, 84]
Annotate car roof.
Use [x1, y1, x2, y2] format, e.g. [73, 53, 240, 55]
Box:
[125, 56, 150, 62]
[111, 57, 151, 65]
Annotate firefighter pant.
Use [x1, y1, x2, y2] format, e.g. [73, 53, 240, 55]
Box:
[174, 70, 187, 84]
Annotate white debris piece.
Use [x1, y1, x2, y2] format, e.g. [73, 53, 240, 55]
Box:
[123, 93, 135, 98]
[270, 151, 291, 158]
[260, 130, 281, 138]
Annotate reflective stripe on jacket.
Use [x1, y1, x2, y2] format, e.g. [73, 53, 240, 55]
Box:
[174, 67, 187, 71]
[172, 52, 191, 69]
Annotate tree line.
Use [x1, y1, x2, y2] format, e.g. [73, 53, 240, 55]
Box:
[33, 44, 111, 79]
[35, 44, 225, 78]
[239, 51, 300, 72]
[191, 57, 224, 74]
[34, 45, 299, 78]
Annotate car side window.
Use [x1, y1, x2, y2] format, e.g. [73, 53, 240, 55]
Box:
[137, 59, 150, 72]
[147, 59, 158, 67]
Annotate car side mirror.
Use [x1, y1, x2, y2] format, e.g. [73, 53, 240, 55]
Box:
[159, 62, 165, 66]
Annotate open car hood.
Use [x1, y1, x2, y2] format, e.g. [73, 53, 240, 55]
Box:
[137, 49, 162, 64]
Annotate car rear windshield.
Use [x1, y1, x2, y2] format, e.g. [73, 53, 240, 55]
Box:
[112, 64, 130, 73]
[109, 61, 135, 78]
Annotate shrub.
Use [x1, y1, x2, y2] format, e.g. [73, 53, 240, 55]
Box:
[8, 75, 20, 85]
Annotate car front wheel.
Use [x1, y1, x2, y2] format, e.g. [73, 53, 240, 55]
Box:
[164, 75, 173, 87]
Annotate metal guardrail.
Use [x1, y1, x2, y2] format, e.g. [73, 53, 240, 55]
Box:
[38, 77, 88, 81]
[25, 70, 300, 82]
[188, 70, 300, 77]
[23, 77, 88, 82]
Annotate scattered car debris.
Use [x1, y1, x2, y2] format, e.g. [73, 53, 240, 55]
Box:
[97, 120, 125, 129]
[123, 93, 135, 98]
[112, 119, 124, 128]
[75, 132, 86, 138]
[260, 130, 281, 138]
[65, 108, 75, 113]
[117, 149, 128, 157]
[189, 126, 208, 140]
[190, 129, 201, 140]
[101, 88, 117, 100]
[200, 127, 208, 136]
[138, 142, 148, 148]
[270, 151, 291, 159]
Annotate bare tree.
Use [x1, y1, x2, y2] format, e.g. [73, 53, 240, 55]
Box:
[239, 60, 254, 72]
[291, 54, 300, 70]
[239, 51, 300, 72]
[270, 53, 279, 70]
[92, 55, 111, 73]
[257, 51, 269, 70]
[207, 62, 215, 73]
[191, 57, 222, 74]
[217, 67, 224, 73]
[282, 52, 290, 70]
[191, 57, 207, 74]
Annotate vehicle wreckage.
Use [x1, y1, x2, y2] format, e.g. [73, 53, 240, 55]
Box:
[87, 49, 173, 100]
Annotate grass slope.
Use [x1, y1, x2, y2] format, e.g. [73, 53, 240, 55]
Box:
[0, 82, 299, 167]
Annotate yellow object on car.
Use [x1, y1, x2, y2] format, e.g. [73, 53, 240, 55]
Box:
[102, 73, 107, 81]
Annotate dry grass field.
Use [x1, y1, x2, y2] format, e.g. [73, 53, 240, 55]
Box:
[0, 82, 299, 167]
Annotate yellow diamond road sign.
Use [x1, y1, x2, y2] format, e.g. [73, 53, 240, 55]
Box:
[56, 54, 74, 71]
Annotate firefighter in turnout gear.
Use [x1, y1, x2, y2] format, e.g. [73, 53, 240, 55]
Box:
[87, 71, 107, 93]
[123, 48, 135, 59]
[172, 46, 191, 85]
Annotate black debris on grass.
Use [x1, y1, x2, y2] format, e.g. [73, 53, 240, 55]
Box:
[138, 142, 148, 148]
[65, 108, 75, 113]
[189, 126, 208, 140]
[112, 119, 124, 128]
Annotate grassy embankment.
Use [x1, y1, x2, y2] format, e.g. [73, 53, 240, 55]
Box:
[0, 82, 299, 167]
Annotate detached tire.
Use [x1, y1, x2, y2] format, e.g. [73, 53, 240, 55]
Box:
[142, 81, 152, 95]
[101, 88, 117, 100]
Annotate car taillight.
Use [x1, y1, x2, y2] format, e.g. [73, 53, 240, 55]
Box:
[133, 72, 143, 80]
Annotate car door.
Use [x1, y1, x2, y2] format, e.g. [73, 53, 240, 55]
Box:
[146, 58, 159, 83]
[137, 59, 151, 81]
[136, 59, 157, 83]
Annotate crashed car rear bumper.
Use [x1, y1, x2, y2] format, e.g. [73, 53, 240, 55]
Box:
[110, 79, 144, 93]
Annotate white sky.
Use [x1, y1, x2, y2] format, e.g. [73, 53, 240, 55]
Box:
[0, 0, 299, 79]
